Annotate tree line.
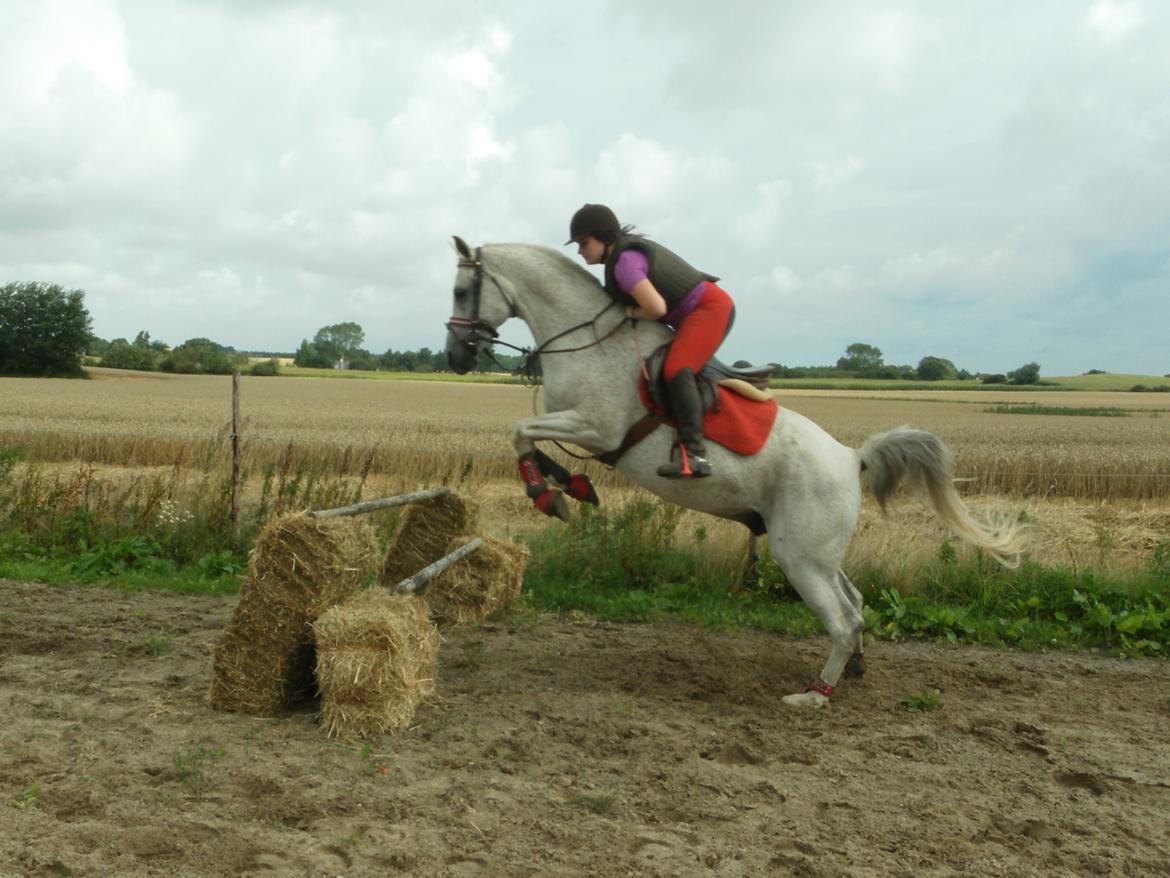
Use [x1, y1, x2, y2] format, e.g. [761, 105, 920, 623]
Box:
[2, 282, 1045, 383]
[764, 341, 1042, 385]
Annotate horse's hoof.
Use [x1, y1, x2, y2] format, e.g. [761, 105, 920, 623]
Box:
[534, 489, 572, 522]
[781, 691, 830, 709]
[566, 474, 599, 506]
[844, 652, 867, 678]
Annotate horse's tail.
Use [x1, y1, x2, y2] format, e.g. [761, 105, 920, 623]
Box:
[858, 426, 1027, 568]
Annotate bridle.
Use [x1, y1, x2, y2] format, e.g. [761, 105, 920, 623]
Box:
[445, 246, 515, 351]
[446, 245, 629, 382]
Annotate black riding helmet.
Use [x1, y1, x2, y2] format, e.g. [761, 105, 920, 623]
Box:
[565, 203, 620, 245]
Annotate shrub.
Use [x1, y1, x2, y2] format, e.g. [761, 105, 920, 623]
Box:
[1008, 362, 1041, 385]
[102, 338, 162, 371]
[249, 359, 280, 377]
[916, 356, 956, 381]
[981, 373, 1007, 384]
[161, 338, 247, 375]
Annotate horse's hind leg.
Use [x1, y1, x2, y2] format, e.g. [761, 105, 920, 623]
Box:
[534, 449, 598, 506]
[775, 553, 865, 708]
[840, 571, 866, 678]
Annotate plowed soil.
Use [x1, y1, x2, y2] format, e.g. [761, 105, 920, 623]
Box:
[2, 579, 1169, 877]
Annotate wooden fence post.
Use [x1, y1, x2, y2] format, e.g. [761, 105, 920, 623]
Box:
[231, 371, 241, 550]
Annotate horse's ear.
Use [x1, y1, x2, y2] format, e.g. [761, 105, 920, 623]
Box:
[453, 236, 472, 259]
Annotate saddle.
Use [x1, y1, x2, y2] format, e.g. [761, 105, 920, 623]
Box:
[642, 343, 774, 420]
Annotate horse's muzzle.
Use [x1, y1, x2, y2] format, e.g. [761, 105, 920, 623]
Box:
[444, 325, 480, 375]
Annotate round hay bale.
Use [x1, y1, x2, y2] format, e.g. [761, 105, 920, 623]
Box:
[209, 513, 381, 715]
[380, 492, 479, 586]
[424, 535, 529, 627]
[314, 589, 439, 738]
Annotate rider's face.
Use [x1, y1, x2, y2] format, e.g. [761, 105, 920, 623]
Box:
[576, 236, 607, 266]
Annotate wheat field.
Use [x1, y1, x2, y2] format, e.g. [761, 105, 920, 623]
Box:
[2, 368, 1169, 578]
[3, 369, 1169, 498]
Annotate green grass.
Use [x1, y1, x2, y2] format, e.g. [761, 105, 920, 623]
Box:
[1047, 373, 1170, 391]
[519, 500, 1170, 657]
[279, 366, 529, 383]
[984, 403, 1132, 417]
[769, 378, 1037, 391]
[0, 553, 240, 596]
[764, 374, 1169, 393]
[900, 688, 942, 712]
[5, 495, 1168, 659]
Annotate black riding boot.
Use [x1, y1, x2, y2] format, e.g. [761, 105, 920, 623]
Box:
[657, 368, 712, 478]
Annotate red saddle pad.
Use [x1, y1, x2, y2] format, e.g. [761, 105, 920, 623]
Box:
[637, 378, 778, 456]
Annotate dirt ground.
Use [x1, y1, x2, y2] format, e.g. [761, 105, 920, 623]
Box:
[2, 579, 1169, 878]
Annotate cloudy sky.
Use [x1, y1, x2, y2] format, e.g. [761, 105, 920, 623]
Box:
[2, 0, 1167, 376]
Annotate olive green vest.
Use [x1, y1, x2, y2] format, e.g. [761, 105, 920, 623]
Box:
[603, 234, 718, 309]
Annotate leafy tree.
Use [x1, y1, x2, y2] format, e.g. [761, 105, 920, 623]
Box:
[1008, 362, 1041, 385]
[101, 338, 160, 371]
[0, 282, 93, 376]
[293, 339, 332, 368]
[916, 356, 957, 381]
[981, 373, 1007, 384]
[132, 330, 169, 353]
[160, 338, 247, 374]
[346, 352, 376, 371]
[836, 342, 883, 372]
[312, 321, 365, 364]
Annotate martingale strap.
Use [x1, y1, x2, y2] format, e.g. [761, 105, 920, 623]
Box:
[594, 412, 663, 467]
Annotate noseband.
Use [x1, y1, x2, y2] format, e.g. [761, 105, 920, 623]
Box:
[446, 247, 516, 350]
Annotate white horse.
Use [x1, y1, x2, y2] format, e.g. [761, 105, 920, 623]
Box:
[444, 238, 1026, 707]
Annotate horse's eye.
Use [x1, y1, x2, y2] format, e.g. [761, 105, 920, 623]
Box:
[453, 287, 468, 300]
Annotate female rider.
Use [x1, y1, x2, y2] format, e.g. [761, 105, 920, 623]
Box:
[565, 203, 734, 478]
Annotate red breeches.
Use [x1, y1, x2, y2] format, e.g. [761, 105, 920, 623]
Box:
[663, 283, 734, 380]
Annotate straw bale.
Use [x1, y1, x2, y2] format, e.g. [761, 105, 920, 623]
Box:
[424, 535, 529, 627]
[380, 492, 479, 585]
[314, 589, 439, 738]
[209, 513, 381, 715]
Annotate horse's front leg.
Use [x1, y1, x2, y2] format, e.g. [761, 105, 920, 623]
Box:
[514, 412, 605, 521]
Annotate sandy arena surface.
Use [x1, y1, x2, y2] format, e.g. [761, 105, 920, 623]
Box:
[2, 579, 1169, 877]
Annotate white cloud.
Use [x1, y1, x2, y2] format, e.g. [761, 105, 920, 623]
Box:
[810, 156, 864, 193]
[0, 2, 1167, 374]
[1084, 0, 1146, 44]
[3, 0, 132, 102]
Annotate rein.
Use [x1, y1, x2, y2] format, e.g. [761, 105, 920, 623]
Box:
[447, 248, 629, 385]
[447, 244, 660, 467]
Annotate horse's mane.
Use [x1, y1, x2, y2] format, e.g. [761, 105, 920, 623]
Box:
[487, 243, 605, 293]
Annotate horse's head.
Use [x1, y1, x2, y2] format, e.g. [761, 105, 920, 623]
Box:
[445, 236, 516, 374]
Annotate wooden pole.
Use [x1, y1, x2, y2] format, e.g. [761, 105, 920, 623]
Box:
[231, 372, 241, 550]
[309, 487, 452, 519]
[392, 537, 482, 595]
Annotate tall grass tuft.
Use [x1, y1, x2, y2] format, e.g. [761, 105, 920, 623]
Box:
[0, 436, 378, 581]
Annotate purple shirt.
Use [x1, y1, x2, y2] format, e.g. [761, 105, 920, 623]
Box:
[613, 249, 706, 329]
